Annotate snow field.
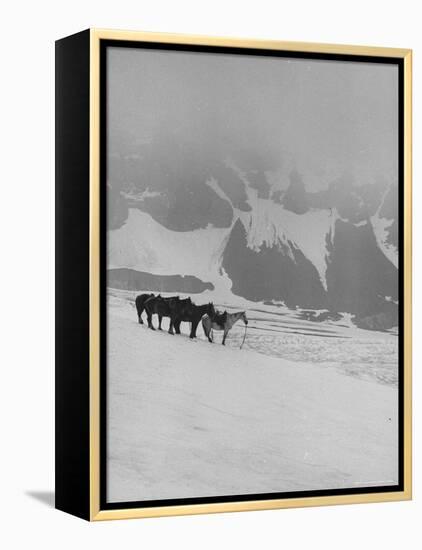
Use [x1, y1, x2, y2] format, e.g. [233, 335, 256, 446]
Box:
[107, 295, 398, 503]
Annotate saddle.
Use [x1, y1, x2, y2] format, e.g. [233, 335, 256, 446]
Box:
[212, 310, 227, 328]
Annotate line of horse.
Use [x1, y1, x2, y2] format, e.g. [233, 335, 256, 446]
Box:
[135, 293, 248, 345]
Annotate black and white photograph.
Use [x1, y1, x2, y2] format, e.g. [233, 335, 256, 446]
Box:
[3, 0, 419, 542]
[105, 44, 400, 505]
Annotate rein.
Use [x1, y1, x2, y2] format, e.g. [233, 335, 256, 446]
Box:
[240, 322, 247, 350]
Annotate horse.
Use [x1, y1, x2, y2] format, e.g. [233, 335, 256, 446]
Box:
[166, 298, 194, 335]
[172, 302, 215, 339]
[202, 310, 248, 345]
[144, 295, 191, 332]
[135, 293, 155, 324]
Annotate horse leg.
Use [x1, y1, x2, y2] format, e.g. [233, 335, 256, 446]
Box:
[158, 315, 162, 330]
[174, 320, 181, 335]
[147, 311, 155, 330]
[205, 327, 213, 343]
[190, 319, 199, 339]
[138, 307, 144, 324]
[135, 300, 144, 324]
[202, 319, 212, 343]
[222, 328, 229, 345]
[168, 316, 175, 335]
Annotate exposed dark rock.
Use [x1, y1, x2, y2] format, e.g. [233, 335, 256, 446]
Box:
[211, 164, 251, 211]
[308, 177, 387, 223]
[108, 269, 214, 293]
[222, 219, 327, 308]
[133, 179, 233, 232]
[378, 183, 399, 249]
[108, 134, 239, 231]
[354, 302, 398, 331]
[247, 171, 271, 199]
[281, 170, 309, 214]
[379, 183, 398, 220]
[325, 218, 398, 316]
[298, 311, 343, 323]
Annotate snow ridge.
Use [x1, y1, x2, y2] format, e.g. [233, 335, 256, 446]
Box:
[370, 184, 398, 268]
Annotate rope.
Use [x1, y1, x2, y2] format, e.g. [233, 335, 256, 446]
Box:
[240, 323, 247, 349]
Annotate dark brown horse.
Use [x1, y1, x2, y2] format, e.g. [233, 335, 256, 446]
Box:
[166, 298, 195, 335]
[144, 295, 192, 332]
[135, 293, 155, 324]
[172, 302, 216, 339]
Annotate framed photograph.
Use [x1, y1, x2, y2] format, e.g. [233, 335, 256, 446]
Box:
[55, 29, 412, 521]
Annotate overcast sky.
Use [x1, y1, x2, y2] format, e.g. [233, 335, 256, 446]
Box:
[107, 46, 398, 191]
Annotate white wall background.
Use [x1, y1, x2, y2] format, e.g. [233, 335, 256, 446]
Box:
[0, 0, 419, 547]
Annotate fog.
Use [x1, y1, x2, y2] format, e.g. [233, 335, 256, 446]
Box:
[107, 46, 398, 190]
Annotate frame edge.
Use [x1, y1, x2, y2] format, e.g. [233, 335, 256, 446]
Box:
[88, 29, 412, 521]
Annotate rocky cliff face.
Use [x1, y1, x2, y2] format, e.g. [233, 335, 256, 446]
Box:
[325, 218, 398, 317]
[222, 219, 326, 309]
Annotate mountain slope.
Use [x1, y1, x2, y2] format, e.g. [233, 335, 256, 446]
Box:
[107, 141, 399, 328]
[325, 218, 398, 316]
[108, 297, 398, 501]
[222, 218, 327, 308]
[108, 208, 233, 296]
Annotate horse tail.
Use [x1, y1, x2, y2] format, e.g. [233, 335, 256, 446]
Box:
[135, 295, 143, 315]
[135, 294, 150, 323]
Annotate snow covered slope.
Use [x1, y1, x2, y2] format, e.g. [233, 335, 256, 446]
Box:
[107, 296, 398, 502]
[108, 201, 334, 295]
[108, 208, 234, 296]
[371, 213, 398, 268]
[236, 199, 334, 291]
